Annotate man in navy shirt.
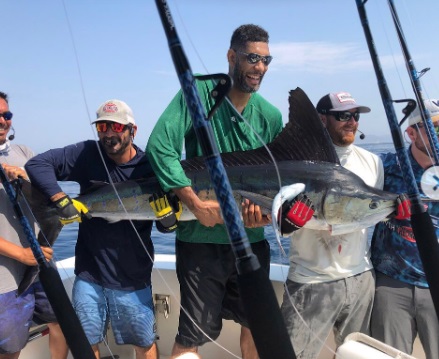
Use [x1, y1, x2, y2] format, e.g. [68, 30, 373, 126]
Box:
[25, 100, 160, 359]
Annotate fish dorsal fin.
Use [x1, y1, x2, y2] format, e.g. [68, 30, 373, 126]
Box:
[271, 87, 340, 164]
[181, 87, 340, 172]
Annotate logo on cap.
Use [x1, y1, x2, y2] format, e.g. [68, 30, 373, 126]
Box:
[103, 103, 118, 114]
[336, 92, 355, 104]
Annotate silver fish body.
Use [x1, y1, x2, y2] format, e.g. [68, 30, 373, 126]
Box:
[75, 160, 396, 235]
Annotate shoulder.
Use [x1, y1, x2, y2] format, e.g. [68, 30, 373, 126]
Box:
[61, 140, 97, 154]
[251, 93, 281, 114]
[379, 151, 397, 162]
[353, 145, 382, 164]
[11, 144, 34, 159]
[351, 145, 384, 188]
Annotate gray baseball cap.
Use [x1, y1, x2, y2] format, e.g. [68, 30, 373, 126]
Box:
[316, 92, 371, 114]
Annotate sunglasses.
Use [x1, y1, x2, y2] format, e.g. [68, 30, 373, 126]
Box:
[95, 121, 129, 133]
[236, 51, 273, 66]
[0, 111, 13, 121]
[331, 111, 360, 122]
[416, 123, 439, 136]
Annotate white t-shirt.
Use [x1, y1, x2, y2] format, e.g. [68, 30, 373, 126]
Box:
[287, 144, 384, 284]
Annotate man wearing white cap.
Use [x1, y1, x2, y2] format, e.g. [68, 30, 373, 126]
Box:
[370, 98, 439, 358]
[280, 91, 386, 358]
[25, 100, 164, 359]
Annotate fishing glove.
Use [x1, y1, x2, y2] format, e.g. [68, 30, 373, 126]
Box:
[395, 193, 411, 220]
[280, 193, 315, 235]
[54, 195, 91, 225]
[149, 191, 182, 233]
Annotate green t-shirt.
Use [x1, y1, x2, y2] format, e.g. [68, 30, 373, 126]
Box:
[146, 78, 282, 244]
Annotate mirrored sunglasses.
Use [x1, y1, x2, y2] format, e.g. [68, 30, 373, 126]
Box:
[236, 51, 273, 66]
[95, 121, 129, 133]
[332, 111, 360, 122]
[0, 111, 13, 121]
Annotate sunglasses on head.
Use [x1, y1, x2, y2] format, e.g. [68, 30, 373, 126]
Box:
[0, 111, 13, 121]
[331, 111, 361, 122]
[95, 121, 129, 133]
[236, 51, 273, 66]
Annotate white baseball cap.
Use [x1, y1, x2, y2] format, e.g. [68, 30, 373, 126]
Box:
[408, 99, 439, 126]
[93, 99, 135, 125]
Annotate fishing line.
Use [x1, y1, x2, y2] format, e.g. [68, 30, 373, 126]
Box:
[388, 0, 439, 165]
[169, 10, 305, 356]
[357, 0, 439, 325]
[26, 1, 337, 358]
[175, 0, 290, 263]
[369, 0, 439, 193]
[56, 1, 248, 357]
[372, 0, 408, 100]
[386, 0, 439, 193]
[162, 2, 297, 355]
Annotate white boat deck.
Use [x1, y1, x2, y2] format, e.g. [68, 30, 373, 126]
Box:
[20, 255, 426, 359]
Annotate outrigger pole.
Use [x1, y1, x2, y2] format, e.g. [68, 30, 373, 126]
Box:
[154, 1, 295, 358]
[355, 0, 439, 322]
[387, 0, 439, 164]
[0, 166, 95, 359]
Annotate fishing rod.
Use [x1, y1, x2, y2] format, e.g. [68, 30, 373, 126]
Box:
[154, 1, 295, 358]
[0, 166, 95, 359]
[388, 0, 439, 164]
[356, 0, 439, 322]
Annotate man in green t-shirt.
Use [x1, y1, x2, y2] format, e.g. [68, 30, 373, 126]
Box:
[146, 24, 282, 359]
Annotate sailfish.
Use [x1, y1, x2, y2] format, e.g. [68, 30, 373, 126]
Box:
[20, 87, 399, 248]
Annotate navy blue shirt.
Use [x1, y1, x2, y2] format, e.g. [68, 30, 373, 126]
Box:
[25, 140, 155, 290]
[371, 149, 439, 287]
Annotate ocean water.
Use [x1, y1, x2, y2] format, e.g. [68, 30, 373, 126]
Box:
[52, 142, 397, 265]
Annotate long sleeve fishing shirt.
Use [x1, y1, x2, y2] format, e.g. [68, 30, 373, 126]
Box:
[287, 144, 384, 283]
[371, 149, 439, 287]
[146, 77, 283, 244]
[25, 140, 155, 291]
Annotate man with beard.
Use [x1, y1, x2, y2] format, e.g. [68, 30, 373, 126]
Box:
[279, 92, 386, 359]
[370, 99, 439, 358]
[146, 24, 282, 359]
[25, 100, 161, 359]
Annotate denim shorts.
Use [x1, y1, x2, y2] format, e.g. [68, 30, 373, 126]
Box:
[72, 277, 156, 347]
[0, 281, 57, 354]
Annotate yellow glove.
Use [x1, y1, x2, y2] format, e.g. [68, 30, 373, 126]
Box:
[54, 195, 91, 225]
[149, 191, 182, 233]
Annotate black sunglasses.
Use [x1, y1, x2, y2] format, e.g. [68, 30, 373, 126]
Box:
[415, 123, 439, 136]
[331, 111, 360, 122]
[0, 111, 13, 121]
[236, 51, 273, 66]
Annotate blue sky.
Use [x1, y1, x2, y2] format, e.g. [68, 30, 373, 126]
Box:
[2, 0, 439, 153]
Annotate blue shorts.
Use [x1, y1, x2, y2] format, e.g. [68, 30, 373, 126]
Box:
[72, 277, 156, 347]
[0, 281, 57, 354]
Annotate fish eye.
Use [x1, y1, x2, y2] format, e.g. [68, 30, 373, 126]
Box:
[369, 201, 378, 209]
